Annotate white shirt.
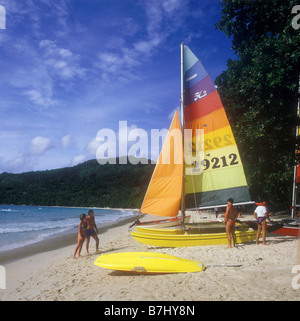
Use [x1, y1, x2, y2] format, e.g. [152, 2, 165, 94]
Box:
[255, 206, 267, 217]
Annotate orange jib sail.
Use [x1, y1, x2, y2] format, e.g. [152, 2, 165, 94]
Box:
[140, 110, 183, 217]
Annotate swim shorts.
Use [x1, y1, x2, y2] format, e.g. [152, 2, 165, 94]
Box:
[87, 229, 95, 236]
[257, 217, 266, 224]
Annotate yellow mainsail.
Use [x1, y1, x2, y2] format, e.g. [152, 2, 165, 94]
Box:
[183, 45, 251, 209]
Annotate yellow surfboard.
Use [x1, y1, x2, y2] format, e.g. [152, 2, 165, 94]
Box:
[94, 252, 205, 274]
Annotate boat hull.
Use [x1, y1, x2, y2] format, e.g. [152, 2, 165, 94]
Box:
[136, 222, 248, 235]
[269, 219, 300, 237]
[270, 226, 300, 237]
[130, 230, 257, 247]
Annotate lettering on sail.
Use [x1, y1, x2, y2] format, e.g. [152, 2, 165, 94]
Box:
[194, 90, 207, 101]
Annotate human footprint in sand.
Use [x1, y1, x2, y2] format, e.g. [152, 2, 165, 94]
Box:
[73, 213, 87, 258]
[223, 198, 238, 248]
[86, 210, 100, 255]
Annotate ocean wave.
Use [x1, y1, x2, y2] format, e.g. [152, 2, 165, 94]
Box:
[0, 226, 74, 252]
[0, 208, 18, 212]
[0, 219, 77, 235]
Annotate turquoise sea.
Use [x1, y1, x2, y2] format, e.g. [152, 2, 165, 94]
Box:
[0, 205, 138, 253]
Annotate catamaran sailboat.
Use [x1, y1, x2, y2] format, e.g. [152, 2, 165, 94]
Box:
[130, 44, 257, 247]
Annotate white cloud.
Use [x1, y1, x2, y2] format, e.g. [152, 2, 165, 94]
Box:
[133, 34, 163, 55]
[71, 154, 86, 166]
[3, 38, 58, 109]
[144, 0, 183, 35]
[61, 134, 71, 148]
[161, 0, 183, 16]
[5, 38, 86, 109]
[29, 136, 53, 156]
[58, 48, 73, 58]
[95, 48, 143, 83]
[39, 39, 86, 79]
[0, 0, 71, 36]
[168, 107, 180, 120]
[24, 89, 57, 108]
[96, 52, 122, 73]
[145, 4, 162, 35]
[0, 156, 31, 174]
[0, 5, 5, 30]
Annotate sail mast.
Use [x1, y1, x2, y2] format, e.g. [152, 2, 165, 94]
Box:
[180, 43, 185, 129]
[180, 43, 186, 218]
[292, 75, 300, 219]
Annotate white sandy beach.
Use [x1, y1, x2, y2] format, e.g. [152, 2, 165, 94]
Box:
[0, 210, 299, 301]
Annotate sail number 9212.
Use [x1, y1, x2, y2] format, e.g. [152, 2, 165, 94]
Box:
[190, 153, 239, 172]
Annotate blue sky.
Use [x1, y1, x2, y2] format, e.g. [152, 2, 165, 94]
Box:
[0, 0, 236, 173]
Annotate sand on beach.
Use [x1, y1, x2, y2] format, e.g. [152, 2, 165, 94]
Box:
[0, 210, 299, 301]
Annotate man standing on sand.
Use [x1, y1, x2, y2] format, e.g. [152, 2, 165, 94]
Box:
[86, 210, 100, 254]
[223, 198, 238, 248]
[254, 201, 272, 245]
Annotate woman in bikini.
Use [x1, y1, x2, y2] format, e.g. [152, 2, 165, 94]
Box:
[223, 198, 238, 248]
[73, 213, 87, 258]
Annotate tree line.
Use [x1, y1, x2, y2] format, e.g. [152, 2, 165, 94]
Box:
[0, 159, 154, 208]
[215, 0, 300, 209]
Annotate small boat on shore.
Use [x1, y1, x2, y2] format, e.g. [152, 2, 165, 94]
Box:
[269, 219, 299, 237]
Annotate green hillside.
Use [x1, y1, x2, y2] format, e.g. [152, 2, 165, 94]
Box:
[0, 158, 154, 208]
